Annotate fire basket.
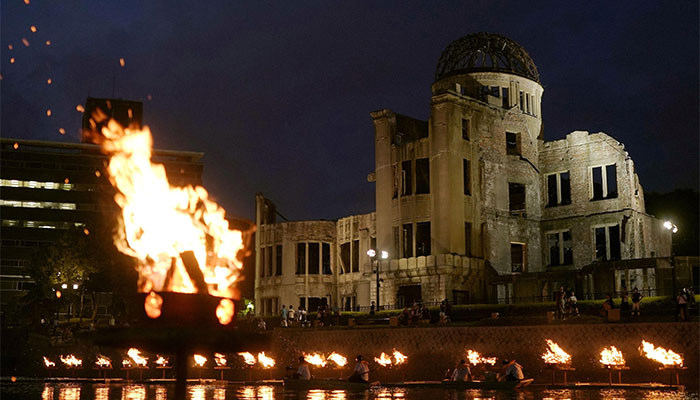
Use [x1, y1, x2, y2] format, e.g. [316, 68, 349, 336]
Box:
[541, 339, 574, 385]
[599, 346, 629, 385]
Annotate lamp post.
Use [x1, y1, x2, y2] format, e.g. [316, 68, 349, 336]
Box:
[368, 249, 389, 310]
[664, 221, 678, 297]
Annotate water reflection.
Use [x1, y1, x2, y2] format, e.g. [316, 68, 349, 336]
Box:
[154, 385, 167, 400]
[189, 384, 206, 400]
[214, 387, 226, 400]
[376, 388, 407, 399]
[121, 384, 146, 400]
[94, 385, 109, 400]
[58, 384, 81, 400]
[236, 385, 275, 400]
[41, 384, 53, 400]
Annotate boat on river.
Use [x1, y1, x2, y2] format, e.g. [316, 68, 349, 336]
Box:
[441, 378, 534, 390]
[283, 378, 381, 390]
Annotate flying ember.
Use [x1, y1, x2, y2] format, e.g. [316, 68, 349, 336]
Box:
[238, 352, 256, 366]
[98, 120, 246, 325]
[257, 352, 275, 368]
[541, 339, 571, 365]
[599, 346, 625, 366]
[640, 340, 683, 366]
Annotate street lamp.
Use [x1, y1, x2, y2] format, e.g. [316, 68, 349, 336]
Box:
[664, 221, 679, 296]
[368, 249, 389, 311]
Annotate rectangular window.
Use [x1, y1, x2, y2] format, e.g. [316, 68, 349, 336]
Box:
[351, 239, 359, 272]
[502, 88, 509, 108]
[401, 160, 412, 196]
[322, 243, 331, 274]
[508, 183, 526, 213]
[506, 132, 520, 156]
[416, 222, 431, 256]
[308, 242, 319, 274]
[415, 158, 430, 194]
[266, 246, 273, 276]
[463, 159, 470, 195]
[393, 226, 400, 259]
[296, 243, 306, 275]
[461, 119, 469, 140]
[547, 231, 572, 266]
[525, 93, 530, 113]
[591, 164, 618, 200]
[340, 242, 350, 274]
[490, 86, 500, 98]
[595, 225, 621, 261]
[464, 222, 472, 257]
[402, 223, 413, 258]
[260, 246, 266, 277]
[519, 91, 524, 111]
[511, 243, 525, 273]
[547, 171, 571, 206]
[392, 165, 398, 199]
[275, 244, 283, 275]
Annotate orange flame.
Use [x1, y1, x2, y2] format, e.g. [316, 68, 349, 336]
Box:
[127, 348, 148, 367]
[392, 349, 407, 365]
[328, 353, 347, 367]
[43, 357, 56, 368]
[60, 354, 82, 368]
[374, 352, 392, 367]
[214, 353, 227, 367]
[257, 352, 275, 368]
[599, 346, 625, 366]
[640, 340, 683, 366]
[99, 121, 245, 324]
[155, 356, 169, 367]
[541, 339, 571, 365]
[95, 355, 112, 368]
[122, 359, 132, 368]
[466, 350, 497, 366]
[193, 354, 207, 367]
[304, 353, 327, 367]
[238, 352, 256, 366]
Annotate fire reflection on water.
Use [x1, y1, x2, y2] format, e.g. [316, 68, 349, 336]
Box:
[188, 384, 206, 400]
[154, 386, 167, 400]
[237, 385, 274, 400]
[376, 388, 407, 399]
[214, 387, 226, 400]
[41, 384, 53, 400]
[121, 384, 146, 400]
[58, 385, 81, 400]
[94, 385, 109, 400]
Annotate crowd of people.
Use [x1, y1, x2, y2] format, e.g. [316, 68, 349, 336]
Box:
[277, 303, 342, 329]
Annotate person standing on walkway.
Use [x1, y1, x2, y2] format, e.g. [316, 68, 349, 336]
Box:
[631, 288, 643, 316]
[281, 305, 288, 327]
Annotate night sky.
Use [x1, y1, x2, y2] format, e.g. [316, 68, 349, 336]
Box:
[2, 1, 698, 222]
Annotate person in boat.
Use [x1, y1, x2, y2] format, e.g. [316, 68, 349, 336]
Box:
[450, 359, 472, 381]
[348, 355, 370, 383]
[293, 356, 311, 380]
[499, 359, 524, 382]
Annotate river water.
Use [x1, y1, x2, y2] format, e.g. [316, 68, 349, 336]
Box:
[1, 382, 698, 400]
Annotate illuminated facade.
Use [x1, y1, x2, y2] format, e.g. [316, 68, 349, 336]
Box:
[255, 32, 671, 314]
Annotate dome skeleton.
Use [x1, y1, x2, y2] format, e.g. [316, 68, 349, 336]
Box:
[435, 32, 540, 83]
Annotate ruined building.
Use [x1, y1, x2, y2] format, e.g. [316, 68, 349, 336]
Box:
[254, 33, 671, 315]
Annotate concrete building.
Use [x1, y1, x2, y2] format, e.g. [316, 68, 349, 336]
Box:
[0, 98, 203, 307]
[254, 33, 672, 315]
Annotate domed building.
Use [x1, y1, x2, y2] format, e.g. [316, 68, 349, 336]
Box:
[254, 33, 672, 315]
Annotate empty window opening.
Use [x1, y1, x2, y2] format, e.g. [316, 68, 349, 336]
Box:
[308, 242, 320, 274]
[506, 132, 520, 156]
[275, 244, 283, 275]
[322, 243, 331, 274]
[401, 160, 412, 196]
[296, 243, 306, 275]
[502, 88, 509, 108]
[415, 158, 430, 194]
[351, 239, 359, 272]
[547, 172, 571, 206]
[340, 243, 350, 274]
[591, 164, 618, 200]
[463, 159, 471, 195]
[547, 231, 572, 266]
[508, 183, 526, 214]
[595, 225, 621, 261]
[416, 222, 431, 257]
[464, 222, 472, 257]
[511, 243, 525, 273]
[402, 223, 413, 258]
[462, 119, 470, 141]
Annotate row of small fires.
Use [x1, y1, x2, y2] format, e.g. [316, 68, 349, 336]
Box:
[43, 340, 683, 371]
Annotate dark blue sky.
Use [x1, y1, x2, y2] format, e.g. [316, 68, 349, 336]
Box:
[2, 1, 698, 222]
